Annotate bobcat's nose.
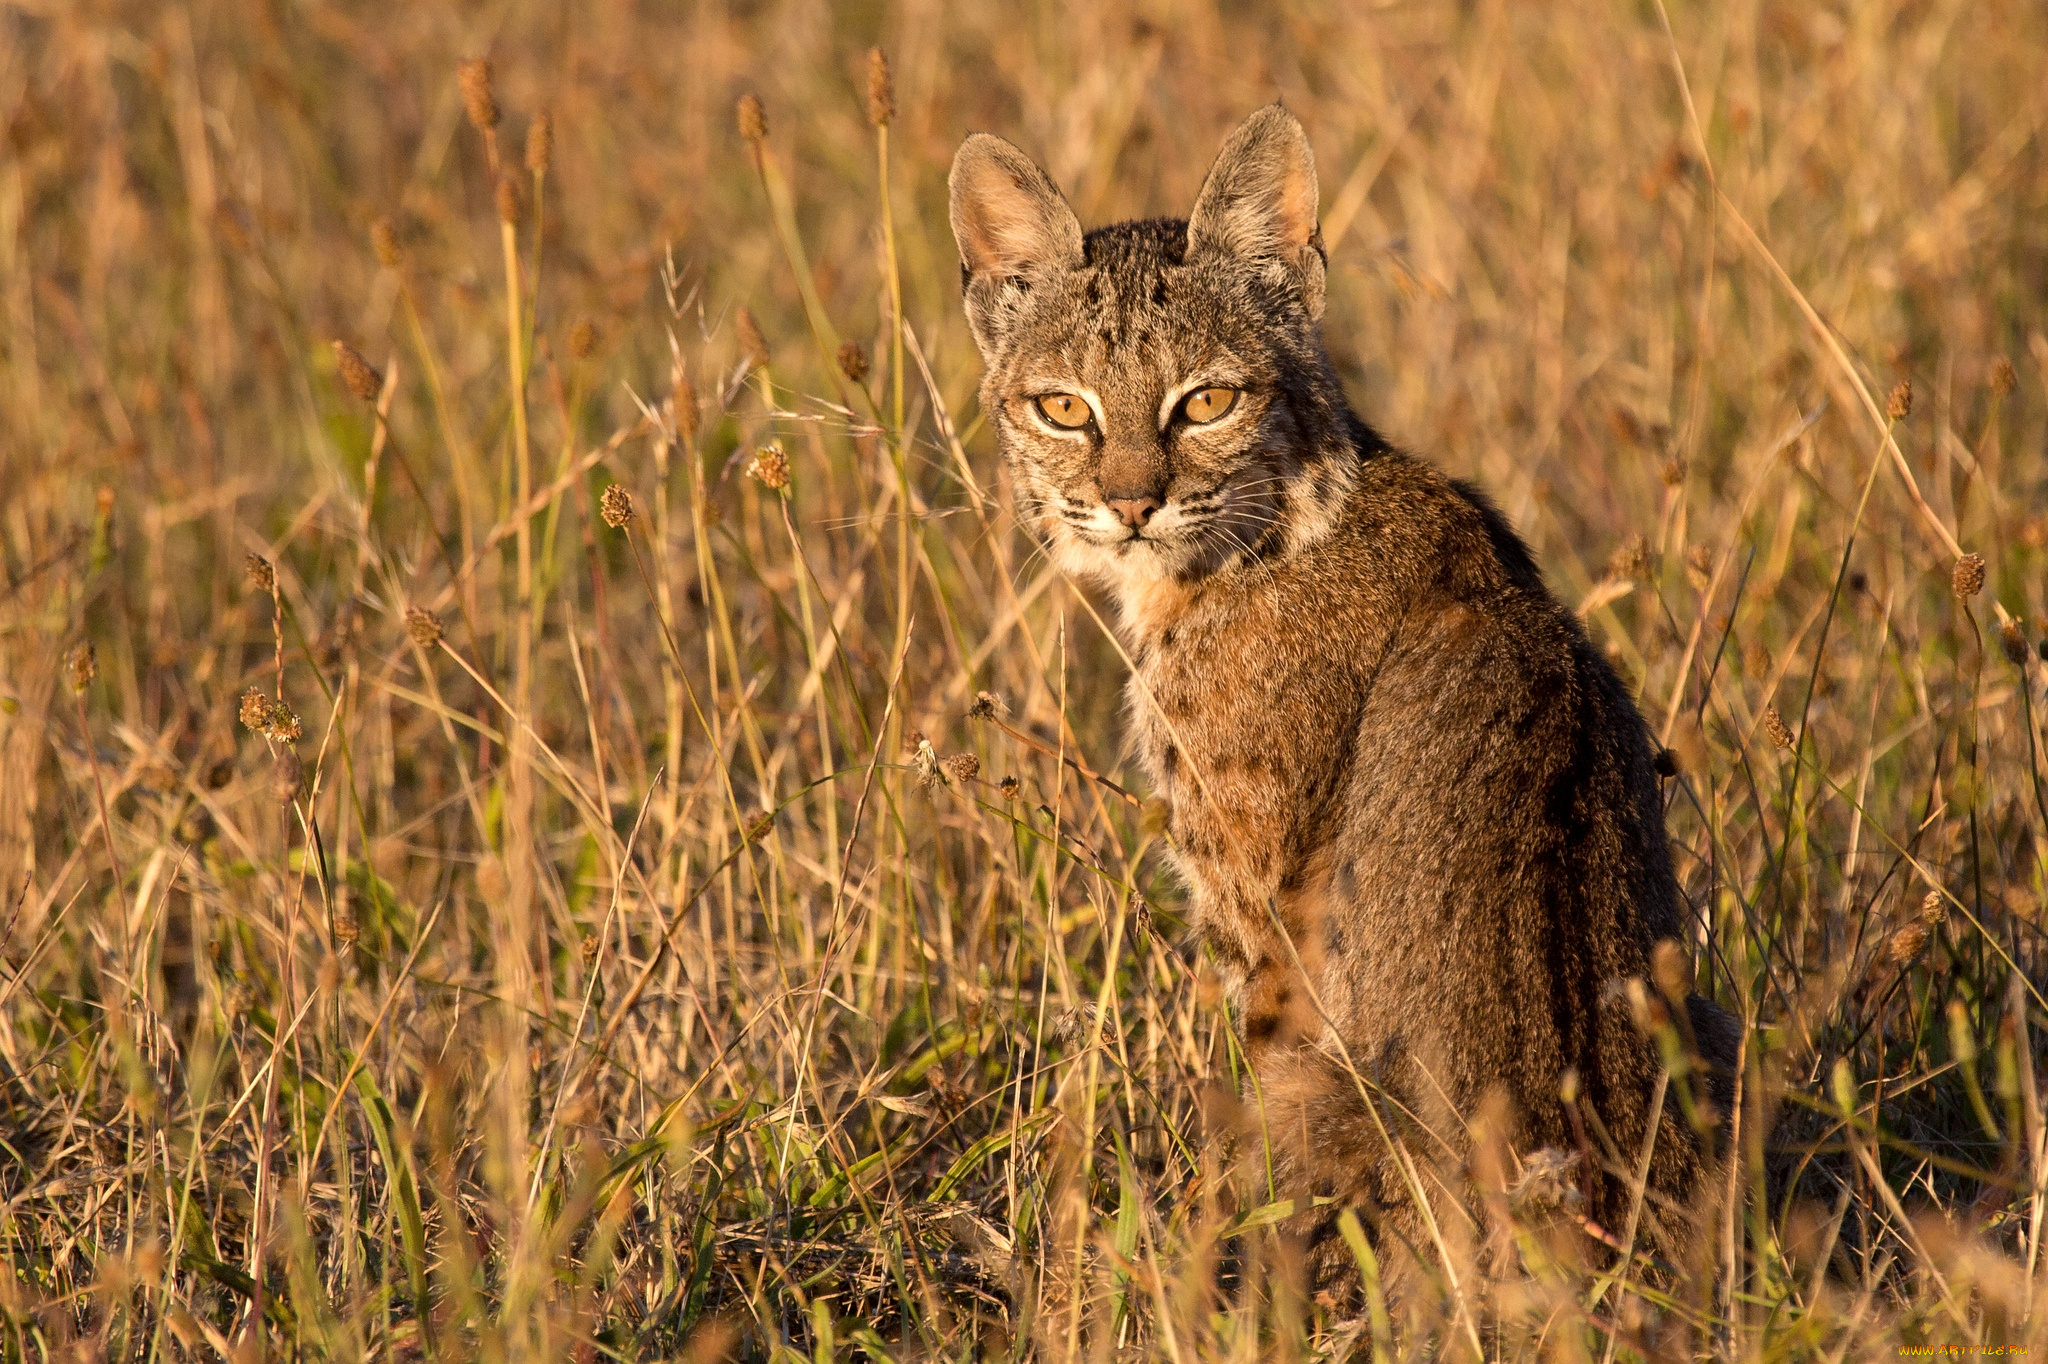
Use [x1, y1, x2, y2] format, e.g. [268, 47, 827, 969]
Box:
[1105, 496, 1162, 531]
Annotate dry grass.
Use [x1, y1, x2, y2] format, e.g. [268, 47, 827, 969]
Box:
[2, 0, 2047, 1358]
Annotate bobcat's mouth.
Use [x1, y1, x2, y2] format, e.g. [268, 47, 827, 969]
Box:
[1080, 517, 1168, 552]
[1036, 486, 1281, 587]
[1048, 499, 1165, 549]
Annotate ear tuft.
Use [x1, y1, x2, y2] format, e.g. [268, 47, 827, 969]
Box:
[948, 134, 1085, 282]
[1186, 105, 1325, 315]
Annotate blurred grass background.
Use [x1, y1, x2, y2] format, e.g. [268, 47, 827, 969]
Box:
[2, 0, 2048, 1357]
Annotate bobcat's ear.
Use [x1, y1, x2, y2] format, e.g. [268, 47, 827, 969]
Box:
[949, 134, 1084, 280]
[1187, 105, 1326, 319]
[949, 134, 1084, 351]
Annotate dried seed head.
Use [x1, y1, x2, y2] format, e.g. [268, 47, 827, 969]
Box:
[580, 933, 600, 964]
[1620, 976, 1666, 1037]
[837, 340, 871, 383]
[736, 92, 766, 144]
[743, 444, 790, 493]
[65, 642, 97, 695]
[239, 686, 270, 731]
[734, 306, 770, 369]
[909, 733, 943, 792]
[568, 319, 598, 359]
[370, 216, 402, 268]
[244, 553, 276, 595]
[671, 369, 700, 441]
[334, 341, 383, 402]
[1650, 938, 1688, 1003]
[1990, 356, 2018, 398]
[458, 58, 498, 132]
[1606, 532, 1652, 582]
[495, 172, 523, 225]
[1507, 1147, 1584, 1215]
[1130, 890, 1154, 944]
[2002, 618, 2030, 666]
[1951, 551, 1986, 599]
[866, 48, 895, 127]
[1761, 706, 1795, 751]
[404, 607, 444, 647]
[1921, 890, 1947, 924]
[1653, 747, 1679, 778]
[966, 690, 1010, 721]
[599, 484, 634, 529]
[1886, 379, 1913, 421]
[333, 907, 359, 947]
[1659, 454, 1688, 488]
[943, 752, 980, 785]
[1049, 1004, 1097, 1045]
[265, 701, 303, 744]
[1685, 543, 1714, 592]
[524, 109, 553, 174]
[1887, 920, 1929, 965]
[998, 775, 1021, 800]
[272, 747, 304, 805]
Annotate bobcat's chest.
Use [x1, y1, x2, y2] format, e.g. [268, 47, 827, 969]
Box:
[1123, 646, 1218, 811]
[1121, 576, 1382, 914]
[1124, 626, 1303, 870]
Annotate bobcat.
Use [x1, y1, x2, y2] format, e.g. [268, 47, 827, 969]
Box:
[948, 106, 1738, 1283]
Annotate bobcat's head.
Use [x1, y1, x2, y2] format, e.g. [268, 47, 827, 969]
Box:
[949, 106, 1356, 600]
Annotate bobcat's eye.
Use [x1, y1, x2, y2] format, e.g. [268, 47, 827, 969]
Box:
[1180, 387, 1239, 424]
[1034, 393, 1092, 429]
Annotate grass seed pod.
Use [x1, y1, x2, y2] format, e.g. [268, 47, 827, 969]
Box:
[458, 58, 498, 132]
[525, 109, 553, 175]
[867, 48, 895, 127]
[736, 93, 766, 143]
[334, 341, 382, 401]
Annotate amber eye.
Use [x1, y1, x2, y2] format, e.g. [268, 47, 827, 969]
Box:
[1034, 393, 1092, 429]
[1180, 387, 1239, 424]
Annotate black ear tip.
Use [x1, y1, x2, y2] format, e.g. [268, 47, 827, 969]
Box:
[1213, 104, 1310, 161]
[1253, 103, 1307, 140]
